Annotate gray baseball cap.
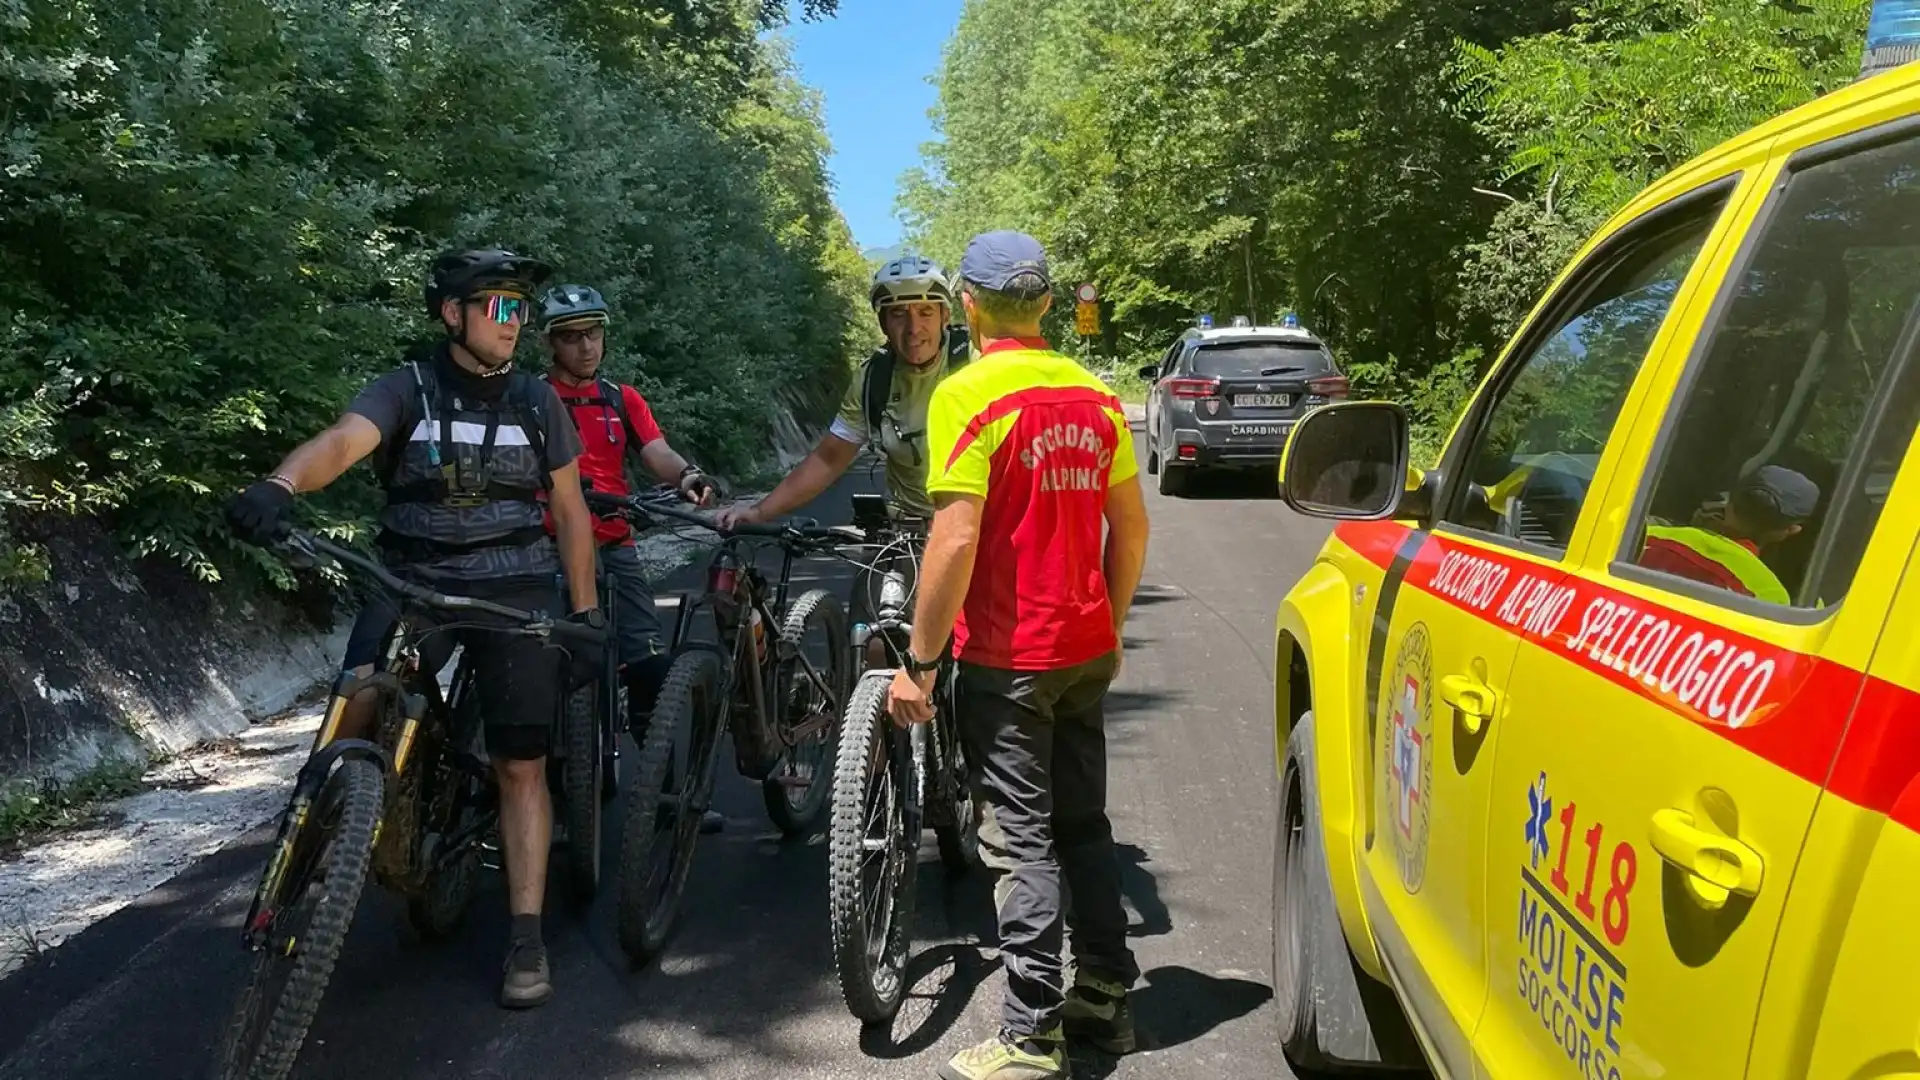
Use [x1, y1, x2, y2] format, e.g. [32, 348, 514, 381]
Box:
[959, 230, 1053, 296]
[1733, 465, 1820, 526]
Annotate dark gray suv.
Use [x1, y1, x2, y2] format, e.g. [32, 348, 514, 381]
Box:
[1137, 325, 1348, 496]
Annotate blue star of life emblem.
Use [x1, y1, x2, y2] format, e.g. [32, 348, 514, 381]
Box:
[1525, 771, 1553, 870]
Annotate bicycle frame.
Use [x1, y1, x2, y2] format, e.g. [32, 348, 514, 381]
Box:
[673, 538, 838, 782]
[241, 608, 454, 948]
[849, 525, 965, 836]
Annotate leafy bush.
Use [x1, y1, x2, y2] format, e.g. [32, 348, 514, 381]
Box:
[900, 0, 1870, 469]
[0, 0, 864, 586]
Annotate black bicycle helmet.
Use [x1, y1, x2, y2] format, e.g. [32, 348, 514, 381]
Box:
[423, 248, 554, 318]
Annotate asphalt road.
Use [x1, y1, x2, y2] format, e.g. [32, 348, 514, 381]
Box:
[0, 441, 1333, 1080]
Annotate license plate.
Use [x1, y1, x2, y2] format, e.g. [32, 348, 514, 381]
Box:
[1231, 425, 1283, 437]
[1233, 393, 1291, 408]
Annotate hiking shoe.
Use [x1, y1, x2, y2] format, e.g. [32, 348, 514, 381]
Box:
[500, 941, 553, 1009]
[936, 1033, 1068, 1080]
[1062, 973, 1135, 1054]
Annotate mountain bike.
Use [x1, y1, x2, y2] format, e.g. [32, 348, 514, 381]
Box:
[584, 491, 854, 966]
[828, 492, 983, 1023]
[210, 530, 604, 1080]
[550, 485, 692, 901]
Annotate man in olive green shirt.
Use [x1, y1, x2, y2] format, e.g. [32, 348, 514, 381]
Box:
[718, 253, 968, 527]
[717, 254, 967, 662]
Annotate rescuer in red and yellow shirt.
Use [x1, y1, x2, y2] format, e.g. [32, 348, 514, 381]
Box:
[886, 231, 1151, 1080]
[1636, 464, 1818, 605]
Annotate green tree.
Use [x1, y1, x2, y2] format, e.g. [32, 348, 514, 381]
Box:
[0, 0, 863, 585]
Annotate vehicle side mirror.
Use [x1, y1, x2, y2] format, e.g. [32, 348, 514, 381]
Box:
[1136, 364, 1158, 380]
[1279, 402, 1412, 520]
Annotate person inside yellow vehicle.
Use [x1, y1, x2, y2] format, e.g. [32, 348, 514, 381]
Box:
[1635, 464, 1820, 605]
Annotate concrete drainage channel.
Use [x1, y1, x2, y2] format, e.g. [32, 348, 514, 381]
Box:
[0, 518, 727, 983]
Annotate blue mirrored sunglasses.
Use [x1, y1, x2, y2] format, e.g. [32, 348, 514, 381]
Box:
[481, 294, 528, 325]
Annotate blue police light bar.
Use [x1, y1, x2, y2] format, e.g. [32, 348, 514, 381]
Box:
[1282, 312, 1301, 328]
[1197, 313, 1214, 329]
[1862, 0, 1920, 79]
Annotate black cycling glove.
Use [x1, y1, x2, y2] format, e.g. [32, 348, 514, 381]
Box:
[679, 465, 716, 505]
[226, 480, 294, 547]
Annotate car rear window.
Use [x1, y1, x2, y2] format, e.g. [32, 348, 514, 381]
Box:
[1191, 342, 1332, 378]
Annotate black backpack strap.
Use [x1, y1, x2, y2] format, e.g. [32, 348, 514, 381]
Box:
[379, 360, 428, 487]
[944, 327, 971, 372]
[597, 377, 649, 453]
[509, 372, 553, 492]
[861, 348, 894, 439]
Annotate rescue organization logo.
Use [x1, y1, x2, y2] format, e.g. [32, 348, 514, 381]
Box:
[1515, 773, 1635, 1080]
[1380, 622, 1435, 894]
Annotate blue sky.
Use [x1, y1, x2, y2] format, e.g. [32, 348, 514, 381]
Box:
[781, 1, 966, 252]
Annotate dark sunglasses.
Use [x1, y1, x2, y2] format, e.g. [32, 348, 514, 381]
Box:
[552, 324, 606, 347]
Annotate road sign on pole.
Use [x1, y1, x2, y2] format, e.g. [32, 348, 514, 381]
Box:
[1075, 301, 1100, 336]
[1075, 282, 1099, 304]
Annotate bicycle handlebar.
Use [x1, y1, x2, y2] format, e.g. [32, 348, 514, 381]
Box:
[583, 489, 866, 548]
[278, 530, 606, 648]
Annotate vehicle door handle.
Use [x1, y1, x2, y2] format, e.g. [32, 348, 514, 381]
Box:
[1438, 673, 1496, 735]
[1649, 808, 1764, 908]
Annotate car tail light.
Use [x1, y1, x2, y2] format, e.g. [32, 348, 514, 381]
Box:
[1308, 374, 1350, 399]
[1177, 445, 1198, 460]
[1167, 377, 1220, 400]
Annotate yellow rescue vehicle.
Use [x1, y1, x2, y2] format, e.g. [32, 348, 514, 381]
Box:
[1270, 51, 1920, 1080]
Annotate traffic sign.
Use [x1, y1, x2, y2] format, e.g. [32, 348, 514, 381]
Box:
[1075, 282, 1099, 304]
[1075, 301, 1100, 336]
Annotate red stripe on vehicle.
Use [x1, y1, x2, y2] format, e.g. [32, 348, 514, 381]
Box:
[1333, 520, 1410, 571]
[1325, 521, 1920, 829]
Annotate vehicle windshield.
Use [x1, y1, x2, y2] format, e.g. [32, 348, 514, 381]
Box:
[1191, 342, 1331, 378]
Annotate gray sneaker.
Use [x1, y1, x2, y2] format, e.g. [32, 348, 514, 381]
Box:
[936, 1032, 1069, 1080]
[1062, 972, 1134, 1054]
[500, 941, 553, 1009]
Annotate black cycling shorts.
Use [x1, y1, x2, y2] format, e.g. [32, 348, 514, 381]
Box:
[341, 576, 564, 762]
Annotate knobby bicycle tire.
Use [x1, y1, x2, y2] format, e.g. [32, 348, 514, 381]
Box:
[404, 747, 483, 940]
[616, 649, 721, 965]
[562, 682, 604, 901]
[827, 672, 921, 1023]
[763, 588, 848, 836]
[211, 758, 383, 1080]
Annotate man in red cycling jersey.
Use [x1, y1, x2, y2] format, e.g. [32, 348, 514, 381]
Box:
[538, 285, 724, 832]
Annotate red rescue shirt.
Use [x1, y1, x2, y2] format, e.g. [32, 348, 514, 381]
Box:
[923, 338, 1138, 670]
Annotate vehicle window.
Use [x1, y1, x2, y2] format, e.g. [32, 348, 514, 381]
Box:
[1449, 195, 1727, 552]
[1159, 343, 1180, 379]
[1190, 342, 1332, 378]
[1626, 132, 1920, 611]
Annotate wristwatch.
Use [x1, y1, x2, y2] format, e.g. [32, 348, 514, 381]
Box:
[574, 608, 608, 630]
[904, 649, 941, 675]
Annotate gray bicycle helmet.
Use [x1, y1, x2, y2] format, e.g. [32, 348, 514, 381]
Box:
[538, 283, 611, 333]
[870, 254, 955, 313]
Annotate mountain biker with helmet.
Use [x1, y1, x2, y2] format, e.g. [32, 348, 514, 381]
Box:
[536, 283, 724, 833]
[715, 254, 970, 655]
[225, 248, 600, 1011]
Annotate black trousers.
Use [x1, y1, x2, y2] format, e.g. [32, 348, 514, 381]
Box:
[956, 652, 1139, 1041]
